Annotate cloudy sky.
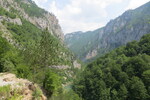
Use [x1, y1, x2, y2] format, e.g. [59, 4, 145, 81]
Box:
[32, 0, 150, 34]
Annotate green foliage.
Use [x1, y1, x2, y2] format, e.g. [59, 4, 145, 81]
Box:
[15, 64, 31, 79]
[0, 36, 12, 72]
[0, 85, 11, 98]
[0, 1, 78, 99]
[139, 34, 150, 55]
[118, 84, 128, 100]
[50, 90, 82, 100]
[0, 85, 23, 100]
[0, 36, 10, 57]
[0, 28, 73, 98]
[5, 21, 72, 66]
[73, 34, 150, 100]
[37, 28, 62, 66]
[32, 88, 42, 100]
[129, 77, 148, 100]
[43, 69, 61, 96]
[6, 19, 42, 46]
[142, 70, 150, 95]
[0, 7, 16, 19]
[0, 36, 30, 76]
[123, 55, 149, 77]
[15, 0, 47, 17]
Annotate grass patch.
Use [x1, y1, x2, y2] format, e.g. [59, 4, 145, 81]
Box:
[0, 85, 11, 98]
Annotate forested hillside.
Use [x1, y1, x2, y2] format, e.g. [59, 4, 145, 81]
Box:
[73, 33, 150, 100]
[0, 23, 80, 99]
[65, 1, 150, 62]
[0, 0, 81, 99]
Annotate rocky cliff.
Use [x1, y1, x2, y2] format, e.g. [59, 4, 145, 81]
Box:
[0, 0, 64, 40]
[0, 73, 47, 100]
[65, 1, 150, 62]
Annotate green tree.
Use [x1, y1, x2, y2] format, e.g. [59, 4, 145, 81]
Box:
[123, 55, 149, 77]
[111, 89, 119, 100]
[0, 36, 11, 72]
[43, 69, 61, 96]
[15, 64, 31, 79]
[139, 34, 150, 55]
[142, 70, 150, 97]
[129, 77, 148, 100]
[125, 41, 139, 57]
[103, 72, 117, 88]
[118, 84, 128, 100]
[37, 28, 60, 68]
[73, 34, 150, 100]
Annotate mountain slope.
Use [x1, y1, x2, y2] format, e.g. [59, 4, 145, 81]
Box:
[0, 0, 73, 67]
[65, 1, 150, 62]
[0, 0, 81, 99]
[65, 29, 102, 60]
[0, 0, 81, 67]
[0, 0, 63, 40]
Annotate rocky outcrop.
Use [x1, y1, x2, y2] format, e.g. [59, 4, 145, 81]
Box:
[0, 0, 64, 40]
[49, 65, 70, 70]
[0, 22, 20, 47]
[0, 73, 47, 100]
[85, 49, 98, 60]
[73, 60, 81, 69]
[0, 16, 22, 25]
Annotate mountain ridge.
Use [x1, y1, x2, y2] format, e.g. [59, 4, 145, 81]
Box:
[65, 1, 150, 62]
[0, 0, 64, 40]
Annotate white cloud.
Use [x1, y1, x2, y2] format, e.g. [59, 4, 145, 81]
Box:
[60, 18, 104, 34]
[33, 0, 48, 3]
[32, 0, 150, 34]
[32, 0, 48, 8]
[48, 0, 124, 34]
[126, 0, 150, 10]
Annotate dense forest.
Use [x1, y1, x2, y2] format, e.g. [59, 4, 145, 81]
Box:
[73, 34, 150, 100]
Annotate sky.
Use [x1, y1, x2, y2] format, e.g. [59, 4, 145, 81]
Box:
[32, 0, 150, 34]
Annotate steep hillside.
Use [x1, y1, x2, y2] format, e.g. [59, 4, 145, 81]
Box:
[65, 29, 102, 61]
[0, 0, 81, 71]
[0, 0, 81, 99]
[65, 1, 150, 62]
[0, 0, 63, 40]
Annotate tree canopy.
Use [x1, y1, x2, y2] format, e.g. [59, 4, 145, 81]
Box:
[73, 34, 150, 100]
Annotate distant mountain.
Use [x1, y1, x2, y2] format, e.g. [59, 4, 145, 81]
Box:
[65, 1, 150, 62]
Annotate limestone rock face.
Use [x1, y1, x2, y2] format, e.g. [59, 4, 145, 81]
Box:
[0, 0, 64, 40]
[73, 60, 81, 69]
[85, 49, 98, 60]
[0, 22, 19, 47]
[0, 16, 22, 25]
